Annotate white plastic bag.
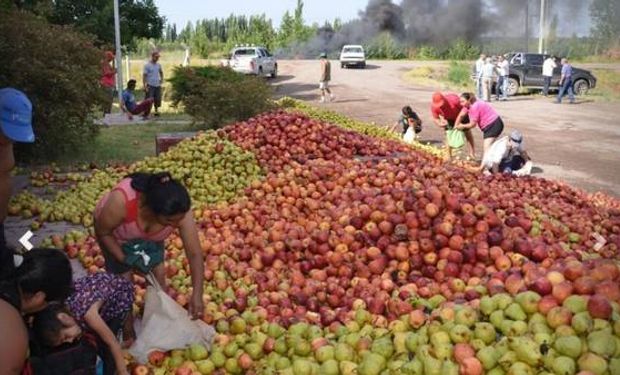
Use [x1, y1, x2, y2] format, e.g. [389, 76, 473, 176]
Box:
[513, 161, 533, 176]
[481, 136, 509, 169]
[403, 127, 416, 144]
[129, 273, 215, 364]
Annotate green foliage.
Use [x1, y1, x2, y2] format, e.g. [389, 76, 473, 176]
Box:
[364, 32, 408, 59]
[590, 0, 620, 50]
[169, 66, 273, 129]
[416, 45, 441, 60]
[446, 61, 473, 87]
[444, 40, 480, 60]
[0, 9, 105, 160]
[15, 0, 164, 48]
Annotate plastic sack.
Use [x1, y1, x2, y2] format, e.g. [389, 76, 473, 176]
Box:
[481, 136, 509, 169]
[403, 127, 416, 144]
[129, 273, 215, 364]
[513, 161, 533, 176]
[446, 129, 466, 149]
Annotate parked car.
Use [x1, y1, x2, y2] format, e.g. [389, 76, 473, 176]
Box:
[340, 45, 366, 68]
[503, 52, 596, 96]
[221, 45, 278, 78]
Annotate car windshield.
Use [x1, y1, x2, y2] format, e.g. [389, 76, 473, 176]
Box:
[343, 47, 363, 53]
[234, 49, 256, 56]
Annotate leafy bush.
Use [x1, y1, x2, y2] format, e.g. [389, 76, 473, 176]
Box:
[415, 45, 441, 60]
[446, 61, 473, 88]
[364, 33, 407, 59]
[444, 40, 480, 60]
[169, 66, 273, 129]
[0, 10, 106, 160]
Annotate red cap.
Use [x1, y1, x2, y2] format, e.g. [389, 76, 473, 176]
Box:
[432, 92, 445, 109]
[105, 51, 115, 60]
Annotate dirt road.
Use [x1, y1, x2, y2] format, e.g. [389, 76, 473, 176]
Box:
[273, 60, 620, 197]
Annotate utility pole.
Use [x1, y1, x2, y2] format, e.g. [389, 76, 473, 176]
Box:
[525, 0, 530, 53]
[113, 0, 123, 106]
[538, 0, 546, 53]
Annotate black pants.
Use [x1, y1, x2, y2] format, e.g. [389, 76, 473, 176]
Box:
[0, 222, 14, 279]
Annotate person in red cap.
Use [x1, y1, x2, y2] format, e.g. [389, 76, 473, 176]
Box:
[431, 92, 475, 160]
[101, 51, 116, 115]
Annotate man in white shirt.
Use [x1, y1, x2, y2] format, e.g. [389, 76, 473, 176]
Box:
[496, 55, 510, 101]
[474, 54, 486, 98]
[143, 51, 164, 117]
[542, 56, 557, 97]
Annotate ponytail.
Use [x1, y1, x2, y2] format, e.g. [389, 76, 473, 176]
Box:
[128, 172, 191, 216]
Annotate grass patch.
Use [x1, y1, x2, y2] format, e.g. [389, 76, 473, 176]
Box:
[404, 61, 474, 92]
[48, 122, 193, 166]
[588, 69, 620, 101]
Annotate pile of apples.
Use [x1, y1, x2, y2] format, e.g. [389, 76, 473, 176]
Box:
[41, 109, 620, 374]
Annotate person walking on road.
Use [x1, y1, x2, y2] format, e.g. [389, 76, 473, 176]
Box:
[556, 58, 575, 104]
[143, 51, 163, 116]
[431, 92, 475, 160]
[0, 88, 35, 278]
[455, 92, 505, 171]
[496, 55, 509, 101]
[319, 52, 334, 103]
[474, 54, 486, 98]
[481, 57, 496, 102]
[542, 55, 557, 96]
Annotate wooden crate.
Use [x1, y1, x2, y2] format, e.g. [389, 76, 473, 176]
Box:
[155, 132, 197, 155]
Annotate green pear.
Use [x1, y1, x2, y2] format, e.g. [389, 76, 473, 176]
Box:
[554, 336, 582, 359]
[552, 356, 576, 375]
[474, 322, 496, 345]
[505, 303, 527, 321]
[587, 330, 616, 357]
[480, 296, 497, 316]
[571, 311, 593, 334]
[577, 353, 608, 375]
[515, 291, 541, 314]
[477, 346, 499, 370]
[563, 295, 588, 314]
[449, 324, 472, 343]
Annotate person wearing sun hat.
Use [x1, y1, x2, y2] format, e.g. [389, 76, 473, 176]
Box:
[431, 91, 475, 160]
[0, 88, 34, 277]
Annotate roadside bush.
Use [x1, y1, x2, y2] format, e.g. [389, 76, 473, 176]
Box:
[0, 10, 105, 160]
[169, 66, 273, 129]
[415, 45, 441, 60]
[446, 61, 473, 88]
[444, 40, 480, 60]
[365, 33, 407, 59]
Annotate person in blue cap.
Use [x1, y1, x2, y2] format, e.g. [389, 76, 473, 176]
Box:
[0, 88, 35, 278]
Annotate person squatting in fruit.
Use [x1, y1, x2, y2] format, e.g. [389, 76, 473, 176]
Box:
[94, 172, 205, 340]
[431, 92, 475, 161]
[455, 92, 505, 172]
[391, 105, 422, 141]
[496, 130, 531, 174]
[0, 248, 73, 374]
[31, 272, 135, 375]
[0, 88, 35, 279]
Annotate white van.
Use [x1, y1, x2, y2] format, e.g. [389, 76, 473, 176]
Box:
[339, 45, 366, 69]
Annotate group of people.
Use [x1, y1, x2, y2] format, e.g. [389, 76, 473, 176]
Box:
[474, 53, 511, 102]
[100, 50, 164, 120]
[1, 91, 205, 373]
[396, 91, 531, 175]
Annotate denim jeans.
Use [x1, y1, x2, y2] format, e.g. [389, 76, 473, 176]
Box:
[557, 78, 575, 103]
[496, 76, 508, 99]
[543, 76, 552, 96]
[476, 75, 483, 98]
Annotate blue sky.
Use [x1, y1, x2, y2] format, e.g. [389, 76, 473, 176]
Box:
[154, 0, 369, 28]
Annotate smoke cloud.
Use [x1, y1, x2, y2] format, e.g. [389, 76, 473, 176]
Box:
[277, 0, 593, 58]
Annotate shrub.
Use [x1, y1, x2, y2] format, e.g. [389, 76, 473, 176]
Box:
[364, 33, 407, 59]
[446, 61, 474, 88]
[169, 66, 273, 129]
[444, 40, 480, 60]
[415, 45, 441, 60]
[0, 10, 105, 160]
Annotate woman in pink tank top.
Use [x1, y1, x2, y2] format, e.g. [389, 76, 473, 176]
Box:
[94, 172, 204, 321]
[455, 92, 505, 171]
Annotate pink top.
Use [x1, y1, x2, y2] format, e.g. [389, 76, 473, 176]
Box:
[461, 100, 499, 130]
[101, 62, 115, 88]
[95, 178, 174, 244]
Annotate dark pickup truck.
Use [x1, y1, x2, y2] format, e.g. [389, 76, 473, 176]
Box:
[502, 52, 597, 96]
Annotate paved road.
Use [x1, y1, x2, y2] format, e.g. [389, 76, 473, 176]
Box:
[273, 60, 620, 197]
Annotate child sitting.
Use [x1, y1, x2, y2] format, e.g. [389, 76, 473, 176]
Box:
[32, 272, 134, 375]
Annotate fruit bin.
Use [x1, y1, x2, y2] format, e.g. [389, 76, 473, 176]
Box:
[156, 132, 198, 155]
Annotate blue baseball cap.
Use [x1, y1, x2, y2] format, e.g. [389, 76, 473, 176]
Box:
[0, 88, 34, 143]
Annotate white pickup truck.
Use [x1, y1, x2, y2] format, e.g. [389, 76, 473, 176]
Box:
[221, 45, 278, 78]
